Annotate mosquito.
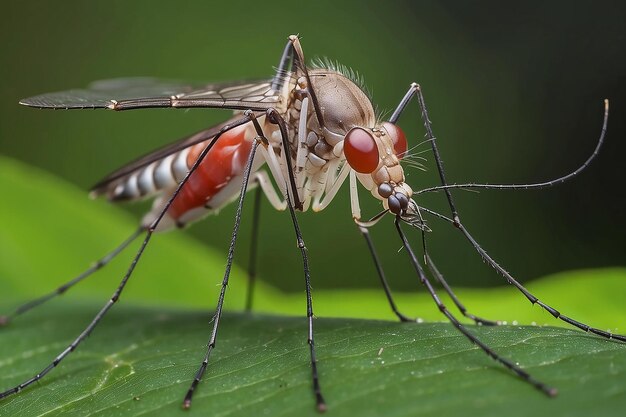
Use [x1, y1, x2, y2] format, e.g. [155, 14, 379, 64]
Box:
[0, 34, 620, 411]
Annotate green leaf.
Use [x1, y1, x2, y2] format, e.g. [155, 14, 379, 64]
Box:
[1, 306, 625, 417]
[1, 156, 625, 416]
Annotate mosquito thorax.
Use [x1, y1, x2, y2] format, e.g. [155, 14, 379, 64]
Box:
[287, 69, 377, 170]
[307, 69, 376, 134]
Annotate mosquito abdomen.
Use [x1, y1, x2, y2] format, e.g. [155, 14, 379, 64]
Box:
[168, 123, 252, 219]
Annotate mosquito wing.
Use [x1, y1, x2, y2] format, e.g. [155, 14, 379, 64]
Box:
[20, 77, 284, 111]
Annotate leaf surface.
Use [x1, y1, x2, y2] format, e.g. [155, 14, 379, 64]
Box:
[1, 156, 625, 417]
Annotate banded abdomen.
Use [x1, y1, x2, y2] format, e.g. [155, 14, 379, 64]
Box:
[93, 120, 262, 230]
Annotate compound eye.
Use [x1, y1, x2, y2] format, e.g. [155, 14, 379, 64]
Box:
[344, 128, 379, 173]
[383, 122, 408, 159]
[378, 183, 393, 198]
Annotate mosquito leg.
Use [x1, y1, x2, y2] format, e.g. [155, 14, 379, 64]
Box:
[182, 128, 261, 409]
[0, 228, 161, 403]
[425, 252, 500, 326]
[357, 225, 414, 322]
[244, 169, 292, 312]
[395, 218, 557, 397]
[244, 186, 262, 312]
[285, 190, 327, 412]
[0, 226, 143, 327]
[347, 165, 413, 323]
[409, 88, 626, 342]
[265, 108, 327, 412]
[252, 171, 288, 211]
[420, 203, 626, 341]
[271, 37, 295, 92]
[289, 35, 325, 131]
[389, 83, 418, 125]
[265, 102, 302, 210]
[415, 99, 609, 195]
[0, 113, 254, 402]
[407, 207, 500, 326]
[435, 211, 626, 342]
[409, 208, 500, 326]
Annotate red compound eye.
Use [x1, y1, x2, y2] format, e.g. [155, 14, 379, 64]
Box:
[344, 128, 379, 173]
[383, 122, 408, 159]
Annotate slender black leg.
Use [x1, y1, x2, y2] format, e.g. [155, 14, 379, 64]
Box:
[409, 89, 625, 342]
[0, 113, 255, 401]
[0, 227, 143, 326]
[409, 208, 500, 326]
[389, 84, 623, 397]
[391, 84, 504, 326]
[394, 218, 557, 396]
[268, 104, 301, 210]
[389, 83, 418, 125]
[415, 99, 609, 195]
[264, 109, 327, 412]
[271, 38, 295, 92]
[182, 138, 260, 409]
[357, 224, 413, 322]
[393, 86, 607, 197]
[284, 190, 327, 412]
[244, 186, 262, 312]
[288, 35, 326, 133]
[413, 85, 459, 220]
[421, 205, 626, 342]
[425, 253, 500, 326]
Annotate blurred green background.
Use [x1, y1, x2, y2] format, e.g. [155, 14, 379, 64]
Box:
[1, 1, 625, 293]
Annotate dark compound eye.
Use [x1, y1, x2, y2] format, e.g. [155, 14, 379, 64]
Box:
[378, 183, 393, 198]
[383, 122, 408, 159]
[387, 194, 402, 215]
[344, 128, 380, 174]
[395, 192, 409, 211]
[388, 192, 409, 215]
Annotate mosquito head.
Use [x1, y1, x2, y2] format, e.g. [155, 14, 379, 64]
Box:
[303, 69, 413, 217]
[342, 121, 414, 216]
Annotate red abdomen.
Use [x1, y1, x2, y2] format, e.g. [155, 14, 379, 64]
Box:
[168, 123, 251, 219]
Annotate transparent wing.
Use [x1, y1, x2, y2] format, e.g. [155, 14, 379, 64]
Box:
[89, 115, 255, 197]
[20, 77, 283, 111]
